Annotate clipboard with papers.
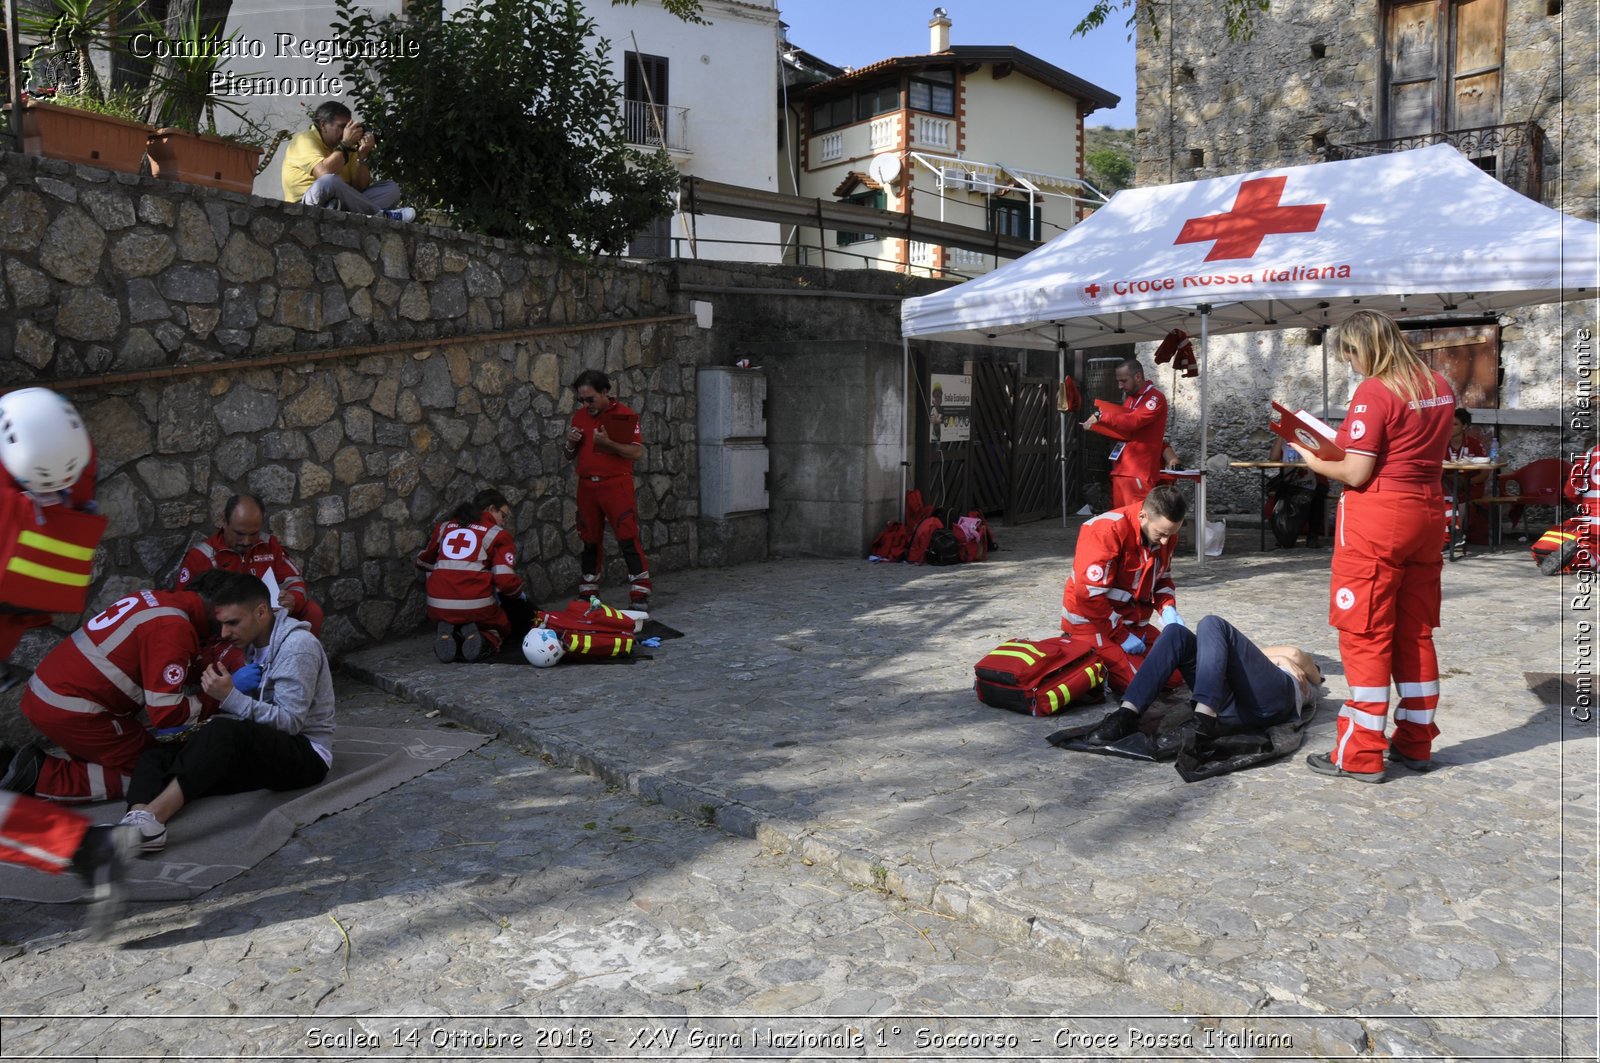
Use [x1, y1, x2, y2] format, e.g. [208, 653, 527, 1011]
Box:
[1269, 402, 1345, 460]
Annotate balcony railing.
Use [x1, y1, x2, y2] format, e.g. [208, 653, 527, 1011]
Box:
[624, 100, 691, 153]
[1325, 121, 1546, 202]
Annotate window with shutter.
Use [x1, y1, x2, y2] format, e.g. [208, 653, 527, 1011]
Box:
[1382, 0, 1504, 139]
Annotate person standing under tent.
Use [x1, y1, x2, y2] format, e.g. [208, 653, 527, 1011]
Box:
[1294, 311, 1455, 783]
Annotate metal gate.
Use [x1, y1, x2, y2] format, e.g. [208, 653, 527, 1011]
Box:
[921, 360, 1064, 524]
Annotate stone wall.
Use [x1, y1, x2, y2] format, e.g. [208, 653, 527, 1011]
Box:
[0, 150, 698, 658]
[1132, 0, 1598, 513]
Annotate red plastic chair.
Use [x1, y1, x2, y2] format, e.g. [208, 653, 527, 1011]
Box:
[1475, 458, 1566, 533]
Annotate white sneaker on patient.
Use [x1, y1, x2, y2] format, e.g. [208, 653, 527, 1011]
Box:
[118, 809, 167, 853]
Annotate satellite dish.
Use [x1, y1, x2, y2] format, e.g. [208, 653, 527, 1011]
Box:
[868, 152, 902, 189]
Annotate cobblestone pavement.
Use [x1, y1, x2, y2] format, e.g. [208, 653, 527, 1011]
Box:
[2, 681, 1197, 1062]
[343, 521, 1600, 1060]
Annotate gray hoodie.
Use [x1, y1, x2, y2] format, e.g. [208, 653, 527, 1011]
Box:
[219, 607, 336, 766]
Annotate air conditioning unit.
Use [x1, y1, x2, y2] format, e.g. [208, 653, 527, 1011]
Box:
[969, 173, 1002, 194]
[939, 167, 969, 193]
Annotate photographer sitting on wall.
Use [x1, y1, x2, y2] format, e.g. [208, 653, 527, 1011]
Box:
[281, 101, 416, 222]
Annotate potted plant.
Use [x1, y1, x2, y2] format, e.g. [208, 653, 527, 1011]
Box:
[139, 10, 266, 194]
[12, 0, 152, 174]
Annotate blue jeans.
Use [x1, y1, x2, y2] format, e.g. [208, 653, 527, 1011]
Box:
[1121, 616, 1300, 729]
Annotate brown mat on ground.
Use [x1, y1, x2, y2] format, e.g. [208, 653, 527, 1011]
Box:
[1525, 672, 1588, 709]
[0, 724, 492, 905]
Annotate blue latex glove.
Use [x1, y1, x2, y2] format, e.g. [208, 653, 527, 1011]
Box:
[1120, 632, 1147, 656]
[231, 662, 263, 696]
[1161, 605, 1185, 629]
[640, 636, 662, 649]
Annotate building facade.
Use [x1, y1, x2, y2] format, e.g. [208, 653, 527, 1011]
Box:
[783, 10, 1118, 278]
[1134, 0, 1598, 509]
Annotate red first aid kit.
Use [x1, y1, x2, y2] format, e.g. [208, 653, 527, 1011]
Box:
[537, 598, 638, 659]
[974, 636, 1107, 717]
[0, 491, 107, 613]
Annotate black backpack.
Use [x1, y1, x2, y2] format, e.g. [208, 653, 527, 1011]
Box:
[926, 527, 962, 565]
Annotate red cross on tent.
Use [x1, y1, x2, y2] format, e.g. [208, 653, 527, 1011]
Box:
[1174, 176, 1326, 262]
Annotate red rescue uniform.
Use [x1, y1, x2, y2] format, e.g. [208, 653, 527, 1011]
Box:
[568, 400, 651, 602]
[1329, 373, 1455, 774]
[22, 589, 211, 803]
[0, 450, 101, 660]
[415, 510, 526, 651]
[174, 531, 323, 635]
[1088, 382, 1170, 510]
[0, 793, 89, 874]
[1534, 443, 1600, 572]
[1060, 502, 1178, 694]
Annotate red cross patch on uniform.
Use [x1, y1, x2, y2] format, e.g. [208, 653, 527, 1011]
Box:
[163, 663, 186, 686]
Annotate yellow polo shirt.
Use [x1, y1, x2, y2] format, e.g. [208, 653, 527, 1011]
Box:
[281, 127, 357, 201]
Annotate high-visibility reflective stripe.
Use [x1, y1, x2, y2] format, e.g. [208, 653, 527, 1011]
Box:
[85, 762, 109, 803]
[426, 595, 495, 611]
[144, 690, 186, 708]
[1044, 687, 1060, 712]
[17, 529, 96, 562]
[5, 556, 92, 587]
[27, 675, 107, 715]
[1348, 685, 1391, 703]
[432, 559, 486, 572]
[1086, 586, 1112, 598]
[1393, 707, 1436, 724]
[997, 641, 1044, 658]
[989, 648, 1042, 665]
[195, 542, 217, 560]
[69, 630, 142, 702]
[91, 606, 187, 660]
[1339, 704, 1389, 730]
[0, 833, 72, 871]
[491, 566, 517, 576]
[1396, 681, 1440, 698]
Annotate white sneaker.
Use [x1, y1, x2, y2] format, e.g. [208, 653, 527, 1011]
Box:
[119, 809, 167, 853]
[381, 207, 417, 223]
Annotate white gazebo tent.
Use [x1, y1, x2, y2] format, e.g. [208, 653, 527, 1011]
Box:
[900, 144, 1599, 559]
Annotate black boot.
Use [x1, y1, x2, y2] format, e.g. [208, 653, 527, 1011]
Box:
[1088, 707, 1140, 744]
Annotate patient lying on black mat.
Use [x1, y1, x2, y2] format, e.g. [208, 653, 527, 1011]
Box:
[1049, 616, 1321, 781]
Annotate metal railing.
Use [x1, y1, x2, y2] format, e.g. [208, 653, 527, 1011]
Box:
[624, 100, 690, 153]
[1325, 121, 1546, 202]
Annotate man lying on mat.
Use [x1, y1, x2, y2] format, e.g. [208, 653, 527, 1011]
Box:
[118, 571, 335, 853]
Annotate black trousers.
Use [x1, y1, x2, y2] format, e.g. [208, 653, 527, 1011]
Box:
[127, 716, 328, 807]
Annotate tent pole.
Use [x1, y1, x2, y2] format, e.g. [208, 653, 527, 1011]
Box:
[902, 337, 911, 521]
[1058, 327, 1067, 528]
[1322, 337, 1331, 420]
[1197, 306, 1211, 566]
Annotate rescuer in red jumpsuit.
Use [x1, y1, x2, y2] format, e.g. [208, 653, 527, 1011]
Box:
[1060, 483, 1187, 715]
[563, 369, 651, 605]
[1296, 311, 1456, 783]
[1083, 358, 1170, 511]
[415, 488, 532, 662]
[0, 387, 136, 934]
[174, 493, 324, 636]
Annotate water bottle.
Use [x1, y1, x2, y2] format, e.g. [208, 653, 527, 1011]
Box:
[1489, 435, 1499, 463]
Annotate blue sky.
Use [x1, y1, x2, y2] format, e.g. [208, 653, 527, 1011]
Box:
[775, 1, 1137, 128]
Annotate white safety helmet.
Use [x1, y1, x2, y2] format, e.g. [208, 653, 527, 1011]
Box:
[0, 388, 92, 494]
[522, 627, 565, 668]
